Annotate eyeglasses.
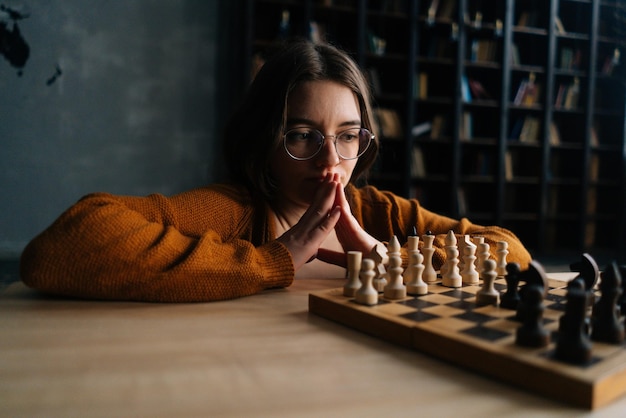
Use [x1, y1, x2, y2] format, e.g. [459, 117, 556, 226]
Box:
[283, 127, 374, 161]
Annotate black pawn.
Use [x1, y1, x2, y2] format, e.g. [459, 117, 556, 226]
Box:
[501, 262, 521, 310]
[555, 278, 592, 365]
[515, 284, 550, 348]
[591, 262, 625, 344]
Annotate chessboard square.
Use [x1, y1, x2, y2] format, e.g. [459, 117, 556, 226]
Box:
[419, 294, 460, 305]
[422, 316, 476, 332]
[453, 310, 495, 324]
[400, 310, 439, 322]
[422, 304, 467, 318]
[493, 281, 507, 292]
[483, 318, 520, 333]
[399, 298, 437, 310]
[461, 325, 511, 342]
[447, 299, 475, 310]
[545, 292, 566, 303]
[473, 305, 516, 319]
[375, 302, 419, 316]
[441, 289, 475, 300]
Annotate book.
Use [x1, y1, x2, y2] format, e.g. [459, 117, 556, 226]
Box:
[414, 72, 428, 99]
[461, 75, 472, 102]
[411, 146, 426, 178]
[549, 122, 561, 146]
[519, 116, 540, 143]
[461, 112, 473, 140]
[412, 121, 432, 137]
[375, 108, 403, 139]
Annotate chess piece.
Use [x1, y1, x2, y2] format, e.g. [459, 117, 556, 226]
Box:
[460, 244, 479, 285]
[404, 235, 420, 284]
[476, 242, 490, 275]
[343, 251, 362, 297]
[495, 241, 509, 277]
[407, 235, 419, 252]
[384, 236, 407, 300]
[500, 262, 521, 310]
[406, 249, 428, 296]
[476, 259, 499, 306]
[591, 262, 625, 344]
[555, 277, 592, 365]
[355, 259, 378, 306]
[369, 243, 387, 292]
[421, 233, 437, 283]
[441, 230, 461, 288]
[570, 253, 600, 306]
[515, 284, 550, 348]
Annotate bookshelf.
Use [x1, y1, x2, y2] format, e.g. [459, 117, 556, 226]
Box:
[243, 0, 626, 259]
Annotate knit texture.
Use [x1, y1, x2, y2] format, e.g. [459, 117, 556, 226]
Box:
[21, 183, 531, 302]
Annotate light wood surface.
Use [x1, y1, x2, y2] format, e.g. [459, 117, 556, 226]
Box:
[1, 275, 625, 417]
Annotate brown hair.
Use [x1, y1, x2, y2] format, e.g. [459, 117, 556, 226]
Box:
[223, 39, 379, 199]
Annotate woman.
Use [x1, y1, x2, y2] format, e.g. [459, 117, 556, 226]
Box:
[20, 40, 531, 302]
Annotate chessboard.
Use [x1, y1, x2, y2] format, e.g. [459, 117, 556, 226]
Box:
[309, 268, 626, 410]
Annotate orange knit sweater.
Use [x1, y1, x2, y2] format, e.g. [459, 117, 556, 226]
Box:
[20, 183, 532, 302]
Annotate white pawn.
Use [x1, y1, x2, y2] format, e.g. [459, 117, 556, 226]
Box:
[407, 250, 428, 295]
[476, 242, 491, 275]
[460, 244, 479, 285]
[355, 259, 378, 306]
[421, 234, 437, 283]
[496, 241, 509, 277]
[343, 251, 362, 297]
[442, 230, 461, 288]
[476, 259, 500, 306]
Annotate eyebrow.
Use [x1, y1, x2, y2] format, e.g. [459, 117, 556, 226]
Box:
[285, 118, 362, 128]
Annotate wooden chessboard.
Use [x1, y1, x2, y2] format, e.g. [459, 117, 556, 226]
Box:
[308, 277, 626, 410]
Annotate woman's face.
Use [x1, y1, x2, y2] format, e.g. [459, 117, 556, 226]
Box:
[269, 80, 361, 208]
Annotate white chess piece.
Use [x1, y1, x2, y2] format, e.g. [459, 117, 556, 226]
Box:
[476, 242, 491, 275]
[355, 259, 378, 306]
[343, 251, 362, 297]
[441, 230, 461, 288]
[496, 241, 509, 277]
[461, 244, 479, 285]
[476, 259, 500, 306]
[421, 234, 437, 283]
[383, 236, 406, 299]
[407, 250, 428, 295]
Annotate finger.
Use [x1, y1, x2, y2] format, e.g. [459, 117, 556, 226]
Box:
[316, 248, 347, 268]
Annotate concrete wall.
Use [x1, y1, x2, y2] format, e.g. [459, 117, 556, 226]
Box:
[1, 1, 233, 257]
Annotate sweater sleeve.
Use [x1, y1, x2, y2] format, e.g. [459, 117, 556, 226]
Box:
[350, 185, 532, 270]
[20, 190, 294, 302]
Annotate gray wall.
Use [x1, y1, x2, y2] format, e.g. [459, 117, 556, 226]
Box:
[1, 1, 232, 257]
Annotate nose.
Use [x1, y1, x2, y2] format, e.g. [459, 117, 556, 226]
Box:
[315, 136, 341, 166]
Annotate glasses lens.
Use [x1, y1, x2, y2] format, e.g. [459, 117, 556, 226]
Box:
[284, 129, 324, 160]
[336, 128, 372, 160]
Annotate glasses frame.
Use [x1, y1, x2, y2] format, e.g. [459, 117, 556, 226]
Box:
[282, 127, 374, 161]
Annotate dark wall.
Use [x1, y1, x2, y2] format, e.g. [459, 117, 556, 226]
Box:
[1, 1, 239, 257]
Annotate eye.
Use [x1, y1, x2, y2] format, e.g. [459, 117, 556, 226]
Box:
[286, 130, 319, 143]
[338, 129, 360, 142]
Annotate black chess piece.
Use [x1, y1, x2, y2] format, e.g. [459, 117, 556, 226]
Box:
[500, 262, 521, 310]
[515, 284, 550, 347]
[515, 261, 549, 322]
[569, 253, 600, 290]
[591, 262, 625, 344]
[555, 278, 592, 365]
